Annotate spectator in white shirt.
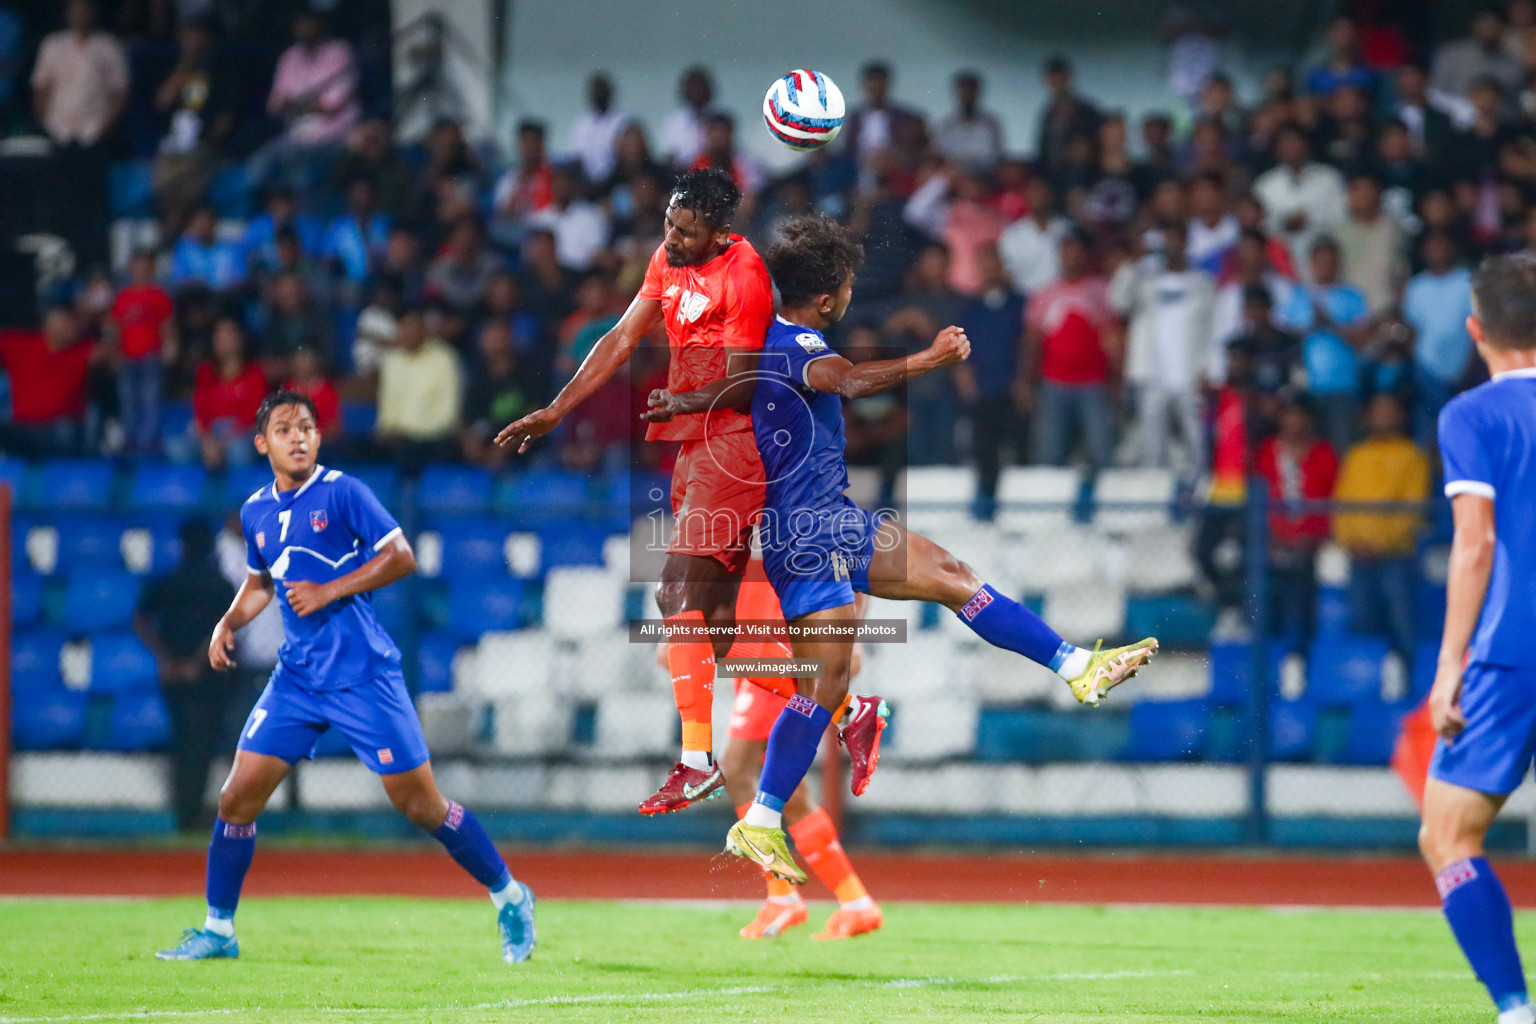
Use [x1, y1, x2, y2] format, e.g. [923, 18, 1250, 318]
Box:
[999, 178, 1070, 294]
[1252, 124, 1347, 279]
[30, 0, 127, 146]
[527, 163, 611, 271]
[659, 66, 715, 168]
[1111, 222, 1216, 472]
[566, 72, 630, 184]
[1187, 172, 1239, 276]
[933, 70, 1003, 171]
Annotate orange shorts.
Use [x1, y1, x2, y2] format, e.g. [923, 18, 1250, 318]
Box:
[728, 677, 790, 742]
[668, 431, 765, 575]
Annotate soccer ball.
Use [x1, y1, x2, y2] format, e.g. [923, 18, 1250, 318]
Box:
[763, 70, 846, 151]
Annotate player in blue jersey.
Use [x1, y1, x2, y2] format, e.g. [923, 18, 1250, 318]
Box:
[1421, 256, 1536, 1024]
[156, 390, 536, 964]
[647, 216, 1159, 882]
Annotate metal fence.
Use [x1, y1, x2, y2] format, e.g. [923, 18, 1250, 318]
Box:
[8, 462, 1534, 851]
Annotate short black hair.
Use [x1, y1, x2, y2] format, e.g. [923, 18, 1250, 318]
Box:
[256, 389, 318, 434]
[765, 215, 865, 306]
[1473, 254, 1536, 350]
[669, 167, 741, 231]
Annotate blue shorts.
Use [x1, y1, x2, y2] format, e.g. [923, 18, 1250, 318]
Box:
[1430, 662, 1536, 796]
[760, 501, 880, 621]
[237, 668, 430, 775]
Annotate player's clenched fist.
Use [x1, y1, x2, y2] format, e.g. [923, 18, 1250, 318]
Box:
[495, 406, 563, 452]
[285, 580, 336, 617]
[1429, 662, 1468, 740]
[928, 325, 971, 367]
[209, 618, 237, 671]
[643, 389, 681, 423]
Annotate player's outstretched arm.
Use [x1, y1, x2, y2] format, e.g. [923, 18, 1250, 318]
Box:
[1432, 493, 1497, 738]
[209, 573, 277, 670]
[496, 294, 663, 451]
[642, 351, 762, 422]
[285, 535, 417, 618]
[804, 325, 970, 399]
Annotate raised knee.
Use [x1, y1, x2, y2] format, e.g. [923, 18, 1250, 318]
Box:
[394, 790, 447, 831]
[655, 581, 686, 618]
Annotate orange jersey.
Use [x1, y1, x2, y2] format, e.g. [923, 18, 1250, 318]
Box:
[638, 237, 773, 443]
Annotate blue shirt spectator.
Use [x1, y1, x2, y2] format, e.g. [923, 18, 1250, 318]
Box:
[324, 179, 390, 285]
[1277, 279, 1369, 395]
[169, 209, 245, 293]
[1404, 251, 1474, 387]
[243, 209, 324, 274]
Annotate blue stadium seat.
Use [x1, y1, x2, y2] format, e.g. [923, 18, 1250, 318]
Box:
[13, 570, 42, 627]
[13, 689, 88, 750]
[207, 164, 253, 219]
[348, 465, 401, 509]
[160, 401, 195, 442]
[538, 522, 608, 570]
[1207, 642, 1286, 706]
[1340, 704, 1411, 766]
[1123, 595, 1214, 648]
[0, 456, 28, 502]
[417, 630, 460, 693]
[447, 577, 524, 640]
[89, 630, 159, 692]
[129, 463, 207, 509]
[121, 514, 202, 575]
[225, 464, 275, 507]
[436, 518, 510, 580]
[504, 469, 593, 525]
[62, 572, 140, 633]
[1308, 635, 1391, 706]
[1123, 699, 1208, 761]
[104, 691, 172, 751]
[419, 466, 494, 514]
[12, 628, 64, 691]
[54, 515, 128, 574]
[38, 459, 114, 510]
[1270, 700, 1318, 762]
[1315, 586, 1350, 637]
[340, 402, 378, 437]
[108, 160, 154, 217]
[604, 469, 671, 523]
[370, 581, 408, 633]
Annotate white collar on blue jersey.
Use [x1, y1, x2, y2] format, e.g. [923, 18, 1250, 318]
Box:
[271, 464, 326, 501]
[1492, 367, 1536, 382]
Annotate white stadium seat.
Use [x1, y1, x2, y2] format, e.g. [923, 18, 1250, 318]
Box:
[1094, 468, 1176, 532]
[996, 466, 1080, 532]
[544, 567, 624, 639]
[467, 630, 557, 698]
[883, 697, 979, 762]
[1123, 526, 1200, 593]
[593, 692, 678, 758]
[490, 693, 574, 756]
[1043, 583, 1127, 643]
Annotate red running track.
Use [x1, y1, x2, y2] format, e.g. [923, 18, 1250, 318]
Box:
[4, 848, 1536, 907]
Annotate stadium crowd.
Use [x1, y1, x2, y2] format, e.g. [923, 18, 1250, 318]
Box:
[0, 3, 1517, 530]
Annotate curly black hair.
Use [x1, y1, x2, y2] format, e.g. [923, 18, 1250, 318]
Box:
[764, 215, 866, 306]
[669, 167, 742, 231]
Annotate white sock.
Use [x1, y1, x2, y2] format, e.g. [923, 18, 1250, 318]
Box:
[840, 896, 875, 912]
[203, 913, 234, 938]
[489, 877, 526, 910]
[743, 802, 782, 829]
[837, 695, 862, 731]
[680, 749, 714, 772]
[1055, 646, 1091, 681]
[1498, 1001, 1536, 1024]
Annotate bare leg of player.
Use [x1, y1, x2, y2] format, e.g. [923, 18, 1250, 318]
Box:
[1420, 779, 1534, 1021]
[867, 517, 1157, 706]
[642, 553, 744, 814]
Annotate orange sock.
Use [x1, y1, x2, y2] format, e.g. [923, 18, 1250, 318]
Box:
[738, 802, 798, 900]
[664, 611, 715, 754]
[788, 806, 867, 905]
[727, 637, 797, 700]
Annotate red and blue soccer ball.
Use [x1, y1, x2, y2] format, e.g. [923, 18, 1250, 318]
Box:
[763, 69, 846, 151]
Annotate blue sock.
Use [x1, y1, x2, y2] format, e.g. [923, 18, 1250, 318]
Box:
[433, 801, 516, 896]
[752, 695, 833, 819]
[1439, 857, 1529, 1012]
[958, 584, 1074, 670]
[206, 818, 257, 920]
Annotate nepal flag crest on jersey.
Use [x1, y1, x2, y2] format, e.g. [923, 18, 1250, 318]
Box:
[310, 509, 328, 532]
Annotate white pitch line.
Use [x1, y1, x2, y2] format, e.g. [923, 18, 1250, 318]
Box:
[0, 970, 1195, 1023]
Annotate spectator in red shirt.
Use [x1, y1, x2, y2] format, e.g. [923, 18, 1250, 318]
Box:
[282, 346, 340, 435]
[1023, 230, 1120, 468]
[1257, 396, 1339, 654]
[0, 307, 101, 456]
[193, 317, 267, 471]
[109, 251, 177, 455]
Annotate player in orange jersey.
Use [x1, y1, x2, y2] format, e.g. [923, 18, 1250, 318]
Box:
[720, 560, 882, 940]
[496, 168, 773, 813]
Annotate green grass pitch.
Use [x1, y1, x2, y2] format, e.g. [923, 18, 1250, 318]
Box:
[0, 897, 1515, 1022]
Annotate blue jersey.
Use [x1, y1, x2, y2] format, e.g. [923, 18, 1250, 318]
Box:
[242, 465, 403, 691]
[1439, 369, 1536, 668]
[752, 316, 849, 516]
